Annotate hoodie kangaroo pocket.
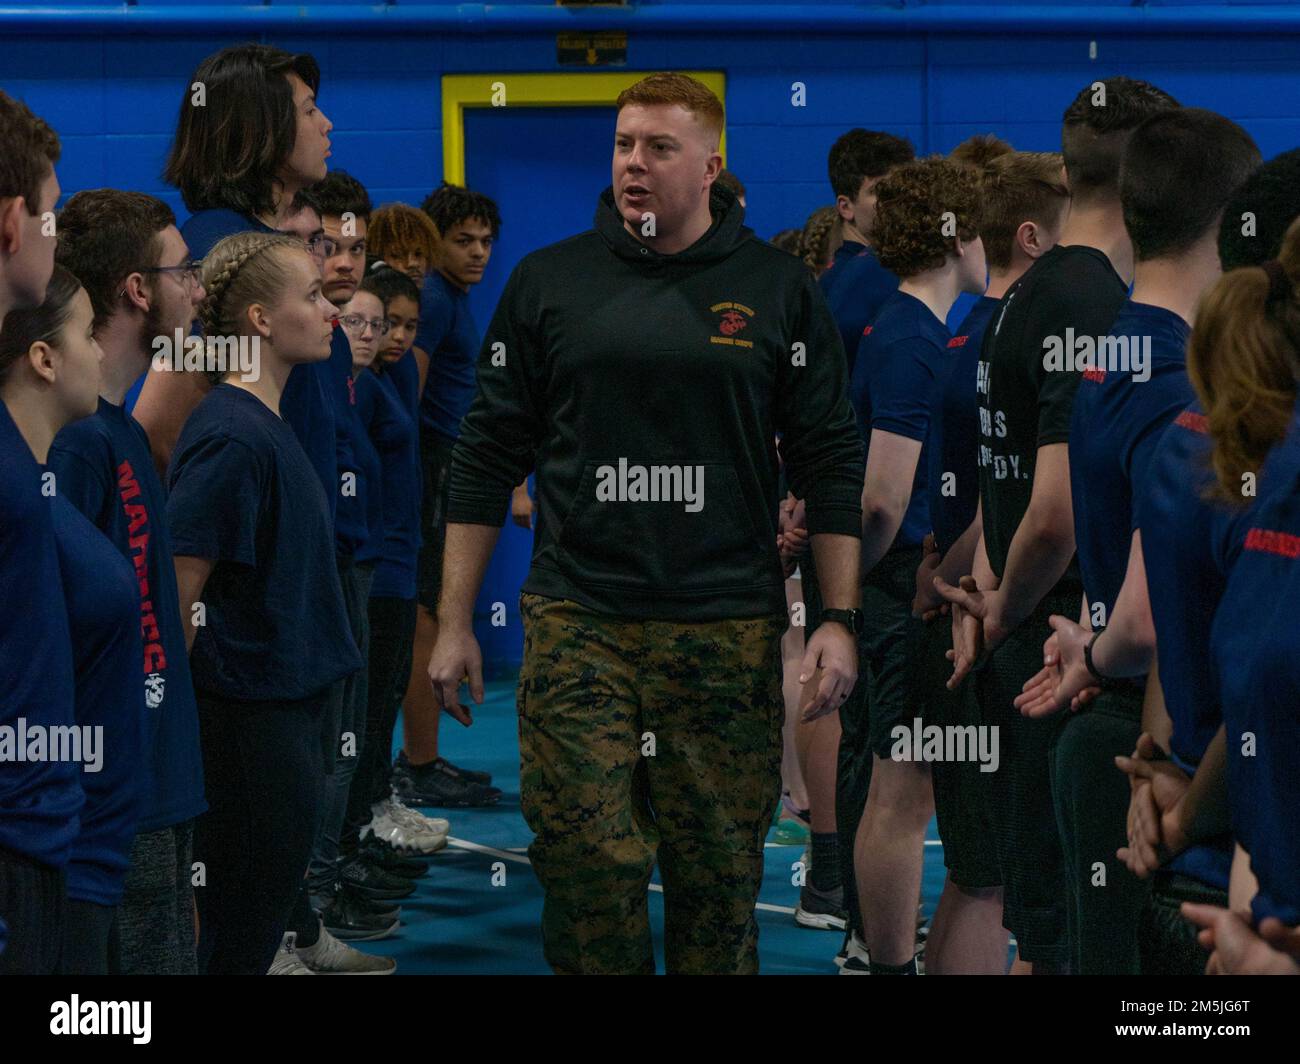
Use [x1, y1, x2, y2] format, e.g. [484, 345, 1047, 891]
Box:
[557, 459, 773, 595]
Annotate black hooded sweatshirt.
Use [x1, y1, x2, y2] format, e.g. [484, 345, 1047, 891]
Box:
[446, 184, 864, 621]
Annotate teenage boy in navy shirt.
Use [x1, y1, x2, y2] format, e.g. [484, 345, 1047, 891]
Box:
[839, 157, 986, 976]
[398, 183, 505, 808]
[1057, 108, 1259, 975]
[133, 42, 333, 481]
[912, 147, 1070, 975]
[50, 189, 211, 974]
[820, 129, 914, 379]
[936, 77, 1179, 974]
[0, 89, 81, 975]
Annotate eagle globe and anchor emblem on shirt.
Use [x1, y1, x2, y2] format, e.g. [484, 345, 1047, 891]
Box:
[709, 301, 755, 349]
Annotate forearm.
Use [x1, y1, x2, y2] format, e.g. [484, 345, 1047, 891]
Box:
[811, 532, 861, 611]
[1141, 658, 1174, 753]
[173, 555, 213, 655]
[1092, 530, 1156, 677]
[1178, 725, 1231, 846]
[996, 506, 1074, 626]
[935, 505, 982, 586]
[435, 521, 501, 631]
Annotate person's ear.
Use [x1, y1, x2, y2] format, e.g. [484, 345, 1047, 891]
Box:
[1017, 220, 1045, 260]
[26, 339, 57, 385]
[246, 302, 273, 342]
[0, 196, 27, 256]
[121, 272, 150, 314]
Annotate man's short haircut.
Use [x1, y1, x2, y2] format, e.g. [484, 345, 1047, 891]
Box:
[421, 182, 501, 240]
[948, 134, 1014, 171]
[0, 90, 61, 216]
[1218, 147, 1300, 270]
[977, 152, 1070, 271]
[1060, 76, 1179, 201]
[873, 156, 982, 279]
[615, 72, 725, 147]
[827, 129, 915, 201]
[290, 186, 323, 222]
[164, 43, 321, 218]
[312, 170, 372, 225]
[1121, 108, 1260, 263]
[55, 190, 177, 331]
[716, 169, 746, 201]
[369, 203, 439, 266]
[361, 264, 421, 309]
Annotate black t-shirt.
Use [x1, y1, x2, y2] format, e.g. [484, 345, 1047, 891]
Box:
[977, 244, 1128, 583]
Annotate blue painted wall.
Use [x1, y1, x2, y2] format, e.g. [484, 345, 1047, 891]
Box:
[4, 1, 1299, 671]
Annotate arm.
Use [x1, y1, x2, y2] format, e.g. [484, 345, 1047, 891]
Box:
[173, 555, 215, 655]
[860, 428, 923, 575]
[133, 368, 211, 483]
[412, 345, 431, 399]
[989, 441, 1075, 639]
[428, 521, 501, 725]
[1090, 529, 1156, 678]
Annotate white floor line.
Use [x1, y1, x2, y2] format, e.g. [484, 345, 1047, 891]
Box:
[446, 837, 799, 914]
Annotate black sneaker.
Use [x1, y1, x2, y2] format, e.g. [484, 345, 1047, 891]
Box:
[358, 836, 429, 879]
[435, 755, 492, 787]
[340, 857, 418, 901]
[394, 751, 503, 808]
[321, 886, 400, 942]
[794, 881, 848, 931]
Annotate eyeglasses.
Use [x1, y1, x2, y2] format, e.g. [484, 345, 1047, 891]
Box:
[339, 314, 390, 336]
[138, 261, 203, 289]
[307, 234, 338, 259]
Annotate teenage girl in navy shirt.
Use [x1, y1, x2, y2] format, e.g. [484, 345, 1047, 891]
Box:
[0, 265, 145, 974]
[167, 233, 361, 975]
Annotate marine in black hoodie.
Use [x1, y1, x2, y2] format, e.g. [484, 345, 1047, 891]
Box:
[430, 74, 863, 974]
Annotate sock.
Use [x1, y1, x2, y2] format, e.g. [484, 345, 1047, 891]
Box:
[869, 956, 917, 976]
[809, 832, 841, 892]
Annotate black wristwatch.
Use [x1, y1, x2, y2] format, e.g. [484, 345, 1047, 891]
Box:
[1083, 630, 1120, 690]
[821, 608, 865, 635]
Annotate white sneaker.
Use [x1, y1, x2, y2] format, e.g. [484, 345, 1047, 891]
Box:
[362, 799, 447, 855]
[386, 793, 450, 837]
[835, 930, 871, 975]
[267, 932, 316, 975]
[295, 922, 396, 975]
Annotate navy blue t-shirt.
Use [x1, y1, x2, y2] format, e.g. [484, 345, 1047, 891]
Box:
[1211, 411, 1300, 926]
[360, 364, 422, 600]
[1135, 402, 1300, 890]
[47, 489, 145, 906]
[927, 296, 998, 554]
[347, 372, 385, 566]
[166, 385, 361, 702]
[819, 239, 899, 378]
[1070, 302, 1194, 627]
[417, 271, 481, 442]
[181, 208, 351, 554]
[48, 399, 206, 833]
[0, 402, 82, 869]
[850, 289, 950, 551]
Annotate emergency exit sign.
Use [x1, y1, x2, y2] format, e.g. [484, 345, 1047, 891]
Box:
[557, 32, 628, 66]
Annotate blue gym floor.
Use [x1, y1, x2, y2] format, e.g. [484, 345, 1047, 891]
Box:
[372, 678, 949, 975]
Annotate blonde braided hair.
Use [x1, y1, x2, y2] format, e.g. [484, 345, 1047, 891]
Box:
[800, 205, 842, 276]
[198, 232, 307, 383]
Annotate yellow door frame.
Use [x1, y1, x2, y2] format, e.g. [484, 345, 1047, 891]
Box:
[441, 71, 727, 185]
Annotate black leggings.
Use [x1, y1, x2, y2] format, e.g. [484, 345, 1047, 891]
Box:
[341, 596, 418, 857]
[193, 691, 329, 975]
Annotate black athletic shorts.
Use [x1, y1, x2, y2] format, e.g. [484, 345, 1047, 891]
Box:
[910, 613, 1000, 890]
[416, 429, 456, 612]
[860, 545, 926, 759]
[974, 586, 1078, 967]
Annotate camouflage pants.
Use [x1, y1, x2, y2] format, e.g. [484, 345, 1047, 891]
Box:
[517, 592, 787, 975]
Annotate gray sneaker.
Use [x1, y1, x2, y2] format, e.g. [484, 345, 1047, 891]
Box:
[295, 922, 397, 975]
